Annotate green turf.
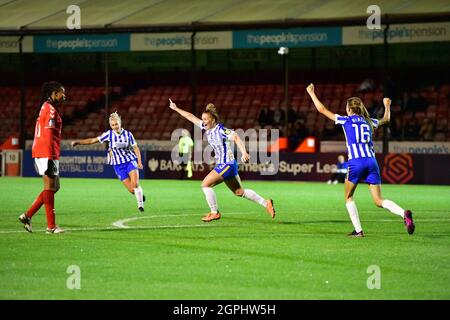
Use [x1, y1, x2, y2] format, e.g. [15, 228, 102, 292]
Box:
[0, 177, 449, 300]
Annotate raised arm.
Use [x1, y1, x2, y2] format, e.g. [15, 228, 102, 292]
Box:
[306, 83, 336, 121]
[169, 98, 202, 125]
[71, 137, 99, 147]
[378, 97, 391, 126]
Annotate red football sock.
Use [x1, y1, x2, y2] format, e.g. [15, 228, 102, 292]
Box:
[42, 190, 56, 229]
[26, 191, 44, 218]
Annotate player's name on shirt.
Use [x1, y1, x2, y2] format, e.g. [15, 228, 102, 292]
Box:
[335, 114, 379, 160]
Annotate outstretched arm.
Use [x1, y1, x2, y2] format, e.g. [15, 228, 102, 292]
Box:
[306, 83, 336, 121]
[71, 137, 99, 147]
[169, 98, 202, 125]
[231, 133, 250, 163]
[378, 98, 391, 126]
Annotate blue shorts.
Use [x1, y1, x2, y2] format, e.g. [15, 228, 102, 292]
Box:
[214, 161, 238, 181]
[113, 160, 138, 181]
[347, 157, 381, 185]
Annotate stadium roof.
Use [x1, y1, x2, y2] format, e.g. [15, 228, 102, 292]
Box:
[0, 0, 449, 34]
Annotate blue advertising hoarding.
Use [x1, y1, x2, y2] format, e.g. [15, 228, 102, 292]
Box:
[23, 150, 145, 179]
[233, 27, 342, 48]
[34, 34, 130, 52]
[5, 23, 450, 54]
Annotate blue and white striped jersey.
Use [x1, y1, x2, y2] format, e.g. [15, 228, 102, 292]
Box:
[197, 121, 235, 164]
[335, 115, 379, 160]
[97, 129, 137, 165]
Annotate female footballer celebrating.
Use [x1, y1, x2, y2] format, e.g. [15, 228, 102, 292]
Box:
[71, 112, 146, 212]
[306, 83, 415, 237]
[169, 98, 275, 222]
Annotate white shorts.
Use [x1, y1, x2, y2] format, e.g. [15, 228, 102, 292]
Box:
[34, 158, 59, 176]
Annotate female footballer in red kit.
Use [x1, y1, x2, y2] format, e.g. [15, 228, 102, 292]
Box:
[19, 82, 66, 234]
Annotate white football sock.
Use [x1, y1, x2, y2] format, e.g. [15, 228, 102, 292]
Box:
[242, 189, 267, 207]
[382, 200, 404, 218]
[202, 187, 218, 213]
[346, 201, 362, 233]
[134, 186, 144, 208]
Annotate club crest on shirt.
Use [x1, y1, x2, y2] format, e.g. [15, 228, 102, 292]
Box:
[48, 119, 55, 127]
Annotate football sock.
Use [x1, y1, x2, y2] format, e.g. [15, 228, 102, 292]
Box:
[134, 186, 144, 208]
[26, 191, 44, 218]
[242, 189, 267, 207]
[382, 200, 405, 218]
[346, 201, 362, 233]
[42, 190, 56, 229]
[202, 187, 218, 214]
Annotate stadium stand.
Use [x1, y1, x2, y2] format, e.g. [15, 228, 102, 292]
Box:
[0, 86, 107, 142]
[0, 0, 447, 149]
[3, 81, 446, 144]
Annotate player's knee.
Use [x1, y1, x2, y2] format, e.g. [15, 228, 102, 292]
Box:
[234, 188, 244, 197]
[374, 198, 383, 207]
[201, 181, 210, 188]
[345, 195, 353, 202]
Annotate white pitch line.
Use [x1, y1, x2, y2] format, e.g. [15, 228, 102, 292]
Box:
[1, 214, 449, 235]
[112, 216, 139, 229]
[0, 213, 239, 234]
[0, 224, 215, 234]
[111, 211, 270, 229]
[112, 213, 200, 229]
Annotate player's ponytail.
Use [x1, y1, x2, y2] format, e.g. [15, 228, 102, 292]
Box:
[347, 97, 374, 133]
[361, 104, 374, 133]
[203, 103, 219, 123]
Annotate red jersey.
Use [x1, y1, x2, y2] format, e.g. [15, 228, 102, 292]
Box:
[32, 101, 62, 159]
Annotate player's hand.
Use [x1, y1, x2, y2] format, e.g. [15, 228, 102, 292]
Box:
[241, 153, 250, 163]
[169, 98, 177, 110]
[383, 97, 391, 108]
[306, 83, 314, 94]
[138, 162, 143, 169]
[71, 141, 78, 147]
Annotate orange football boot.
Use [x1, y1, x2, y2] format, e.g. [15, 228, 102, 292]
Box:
[266, 199, 276, 219]
[202, 212, 221, 222]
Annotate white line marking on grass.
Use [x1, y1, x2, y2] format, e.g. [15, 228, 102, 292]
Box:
[2, 215, 449, 235]
[112, 213, 199, 229]
[112, 212, 258, 229]
[0, 224, 216, 234]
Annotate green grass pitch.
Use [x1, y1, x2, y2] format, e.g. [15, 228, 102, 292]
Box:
[0, 177, 449, 299]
